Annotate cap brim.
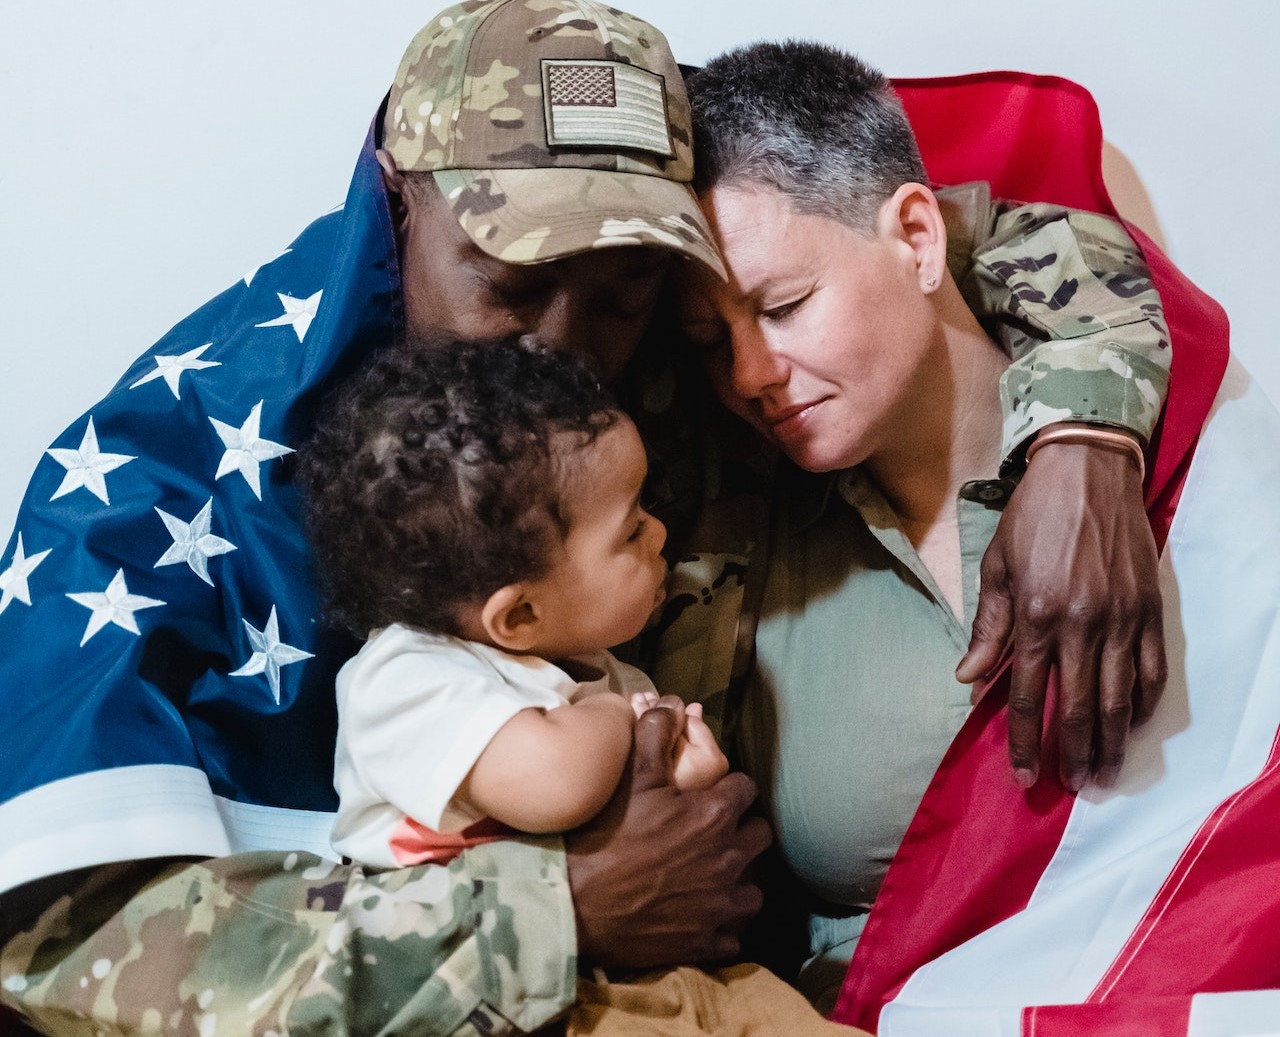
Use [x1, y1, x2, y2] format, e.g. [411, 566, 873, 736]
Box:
[433, 167, 727, 280]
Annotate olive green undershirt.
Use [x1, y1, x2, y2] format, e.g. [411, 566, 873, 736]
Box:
[737, 463, 1006, 1012]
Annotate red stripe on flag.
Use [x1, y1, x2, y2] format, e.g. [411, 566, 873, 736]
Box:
[1088, 726, 1280, 1002]
[1131, 220, 1231, 545]
[1024, 997, 1190, 1037]
[832, 72, 1230, 1032]
[895, 72, 1113, 213]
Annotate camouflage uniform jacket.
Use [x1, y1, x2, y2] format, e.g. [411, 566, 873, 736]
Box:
[0, 152, 1167, 1033]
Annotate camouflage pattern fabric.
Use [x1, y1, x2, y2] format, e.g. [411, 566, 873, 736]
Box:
[384, 0, 724, 274]
[939, 181, 1170, 461]
[0, 190, 1171, 1035]
[0, 844, 573, 1037]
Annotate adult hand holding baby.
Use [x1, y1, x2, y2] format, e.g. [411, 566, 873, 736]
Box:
[630, 691, 731, 790]
[566, 703, 771, 970]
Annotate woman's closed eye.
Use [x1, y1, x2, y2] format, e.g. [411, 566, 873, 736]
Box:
[761, 293, 810, 322]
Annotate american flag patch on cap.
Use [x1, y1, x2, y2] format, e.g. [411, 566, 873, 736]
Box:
[541, 59, 673, 157]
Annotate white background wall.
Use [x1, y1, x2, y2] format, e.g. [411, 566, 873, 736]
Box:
[2, 1, 1277, 545]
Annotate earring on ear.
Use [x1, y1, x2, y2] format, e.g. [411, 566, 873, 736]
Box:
[925, 275, 938, 289]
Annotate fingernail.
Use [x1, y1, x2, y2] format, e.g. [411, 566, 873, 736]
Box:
[1096, 764, 1121, 788]
[1014, 767, 1037, 789]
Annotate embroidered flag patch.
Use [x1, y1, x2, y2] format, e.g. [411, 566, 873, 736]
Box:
[541, 59, 673, 157]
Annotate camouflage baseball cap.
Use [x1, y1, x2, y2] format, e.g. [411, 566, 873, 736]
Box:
[384, 0, 726, 278]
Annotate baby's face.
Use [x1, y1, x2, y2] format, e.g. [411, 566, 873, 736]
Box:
[526, 418, 668, 658]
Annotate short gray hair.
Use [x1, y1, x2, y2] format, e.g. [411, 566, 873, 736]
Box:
[688, 41, 927, 232]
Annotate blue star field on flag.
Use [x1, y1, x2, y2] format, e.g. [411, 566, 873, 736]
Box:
[0, 122, 398, 891]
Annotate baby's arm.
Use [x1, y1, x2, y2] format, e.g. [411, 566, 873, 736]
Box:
[456, 692, 635, 833]
[631, 691, 730, 791]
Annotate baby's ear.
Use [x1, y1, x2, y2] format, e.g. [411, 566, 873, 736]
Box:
[480, 584, 541, 652]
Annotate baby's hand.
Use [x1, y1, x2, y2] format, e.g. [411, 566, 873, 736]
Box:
[628, 692, 730, 791]
[672, 702, 729, 790]
[630, 689, 661, 720]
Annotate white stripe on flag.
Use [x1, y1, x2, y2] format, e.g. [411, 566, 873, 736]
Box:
[215, 794, 336, 859]
[1188, 990, 1280, 1036]
[882, 359, 1280, 1023]
[0, 765, 230, 894]
[0, 763, 338, 895]
[878, 1005, 1022, 1037]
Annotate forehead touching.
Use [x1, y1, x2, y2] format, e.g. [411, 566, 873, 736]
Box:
[679, 185, 859, 325]
[394, 183, 675, 378]
[698, 187, 821, 295]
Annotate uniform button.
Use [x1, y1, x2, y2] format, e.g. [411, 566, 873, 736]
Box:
[959, 478, 1015, 506]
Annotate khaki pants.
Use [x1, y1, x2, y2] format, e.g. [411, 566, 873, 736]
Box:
[570, 964, 871, 1036]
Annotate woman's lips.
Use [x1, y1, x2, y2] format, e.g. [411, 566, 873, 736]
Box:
[764, 399, 825, 440]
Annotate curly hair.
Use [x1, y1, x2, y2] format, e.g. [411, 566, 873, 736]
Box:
[296, 337, 623, 638]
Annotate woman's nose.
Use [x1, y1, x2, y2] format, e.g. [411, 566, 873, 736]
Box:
[730, 325, 788, 400]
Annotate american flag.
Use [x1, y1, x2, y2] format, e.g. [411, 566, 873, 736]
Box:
[832, 76, 1280, 1037]
[542, 59, 674, 157]
[3, 73, 1278, 1036]
[0, 123, 394, 893]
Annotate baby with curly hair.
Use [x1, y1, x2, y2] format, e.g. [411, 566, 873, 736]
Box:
[297, 336, 727, 870]
[297, 337, 862, 1037]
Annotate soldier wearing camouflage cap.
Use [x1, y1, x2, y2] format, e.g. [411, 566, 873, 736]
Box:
[382, 0, 725, 274]
[374, 0, 726, 372]
[0, 5, 770, 1035]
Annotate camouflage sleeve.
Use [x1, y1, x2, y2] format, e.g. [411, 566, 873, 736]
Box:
[1, 844, 576, 1037]
[961, 198, 1171, 462]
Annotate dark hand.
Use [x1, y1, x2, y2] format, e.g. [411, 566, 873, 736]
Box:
[565, 702, 771, 970]
[957, 435, 1166, 791]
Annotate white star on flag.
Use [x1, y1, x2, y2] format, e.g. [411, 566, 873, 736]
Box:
[154, 498, 238, 586]
[254, 290, 322, 342]
[230, 605, 314, 704]
[46, 417, 136, 505]
[243, 247, 292, 286]
[66, 569, 165, 646]
[210, 401, 293, 500]
[0, 534, 52, 615]
[129, 343, 221, 400]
